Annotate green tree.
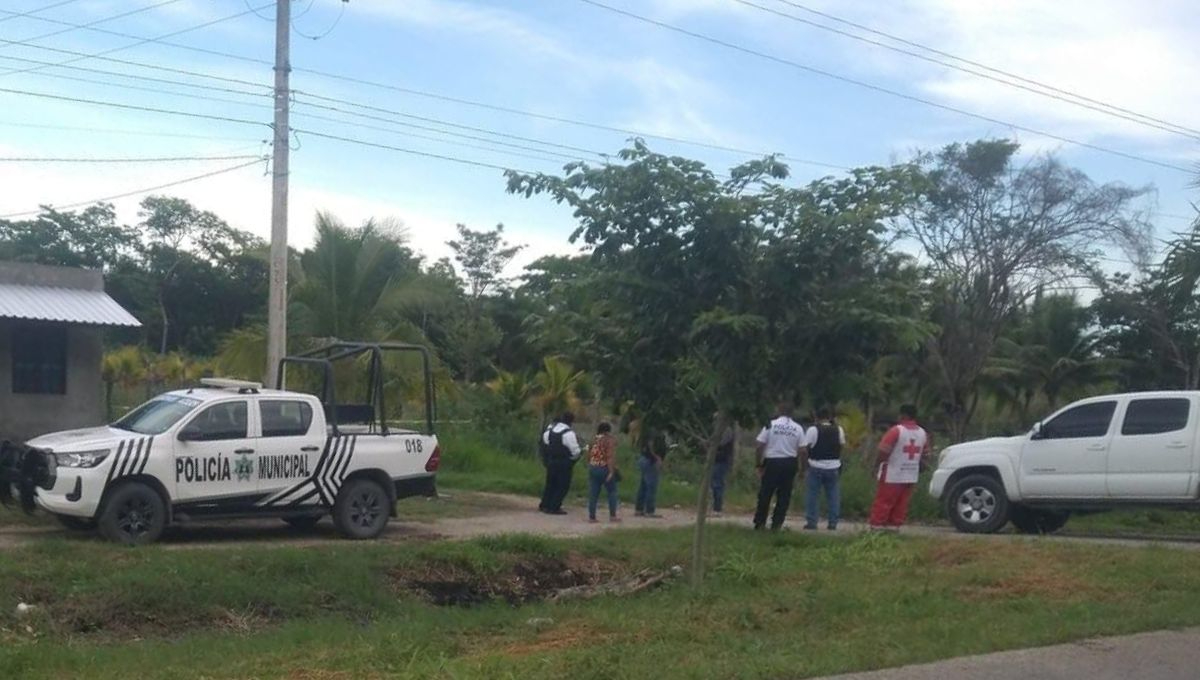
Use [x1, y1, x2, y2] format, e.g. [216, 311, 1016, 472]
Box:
[896, 140, 1152, 439]
[445, 223, 525, 382]
[101, 346, 148, 420]
[532, 356, 587, 427]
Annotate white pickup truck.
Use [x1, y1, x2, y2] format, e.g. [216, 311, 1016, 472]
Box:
[931, 391, 1200, 534]
[0, 342, 440, 545]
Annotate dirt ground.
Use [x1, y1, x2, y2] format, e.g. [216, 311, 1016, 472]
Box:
[3, 490, 1200, 551]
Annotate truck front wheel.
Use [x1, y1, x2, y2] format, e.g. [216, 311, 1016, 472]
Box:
[98, 482, 167, 545]
[946, 474, 1010, 534]
[332, 478, 390, 540]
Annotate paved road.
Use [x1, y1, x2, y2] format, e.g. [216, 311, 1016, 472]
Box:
[818, 628, 1200, 680]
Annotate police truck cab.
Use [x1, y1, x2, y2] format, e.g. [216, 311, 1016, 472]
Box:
[1, 342, 440, 545]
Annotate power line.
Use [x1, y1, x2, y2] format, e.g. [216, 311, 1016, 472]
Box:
[0, 158, 267, 219]
[0, 85, 267, 127]
[0, 53, 268, 98]
[292, 93, 608, 158]
[0, 154, 266, 163]
[0, 119, 262, 142]
[291, 110, 588, 166]
[0, 0, 84, 25]
[0, 3, 272, 78]
[733, 0, 1200, 142]
[291, 79, 846, 170]
[292, 0, 346, 41]
[575, 0, 1193, 174]
[0, 37, 270, 91]
[291, 128, 535, 174]
[0, 3, 844, 172]
[0, 0, 187, 57]
[763, 0, 1200, 141]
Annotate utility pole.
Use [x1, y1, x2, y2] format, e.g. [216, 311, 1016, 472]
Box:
[266, 0, 290, 389]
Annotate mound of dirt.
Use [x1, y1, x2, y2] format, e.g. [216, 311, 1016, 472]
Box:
[391, 552, 622, 606]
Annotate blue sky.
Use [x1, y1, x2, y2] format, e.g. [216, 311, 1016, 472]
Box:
[1, 0, 1197, 273]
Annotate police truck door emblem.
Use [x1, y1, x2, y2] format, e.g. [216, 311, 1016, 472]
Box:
[234, 454, 254, 482]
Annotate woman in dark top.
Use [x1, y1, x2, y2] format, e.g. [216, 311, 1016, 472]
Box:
[635, 428, 667, 518]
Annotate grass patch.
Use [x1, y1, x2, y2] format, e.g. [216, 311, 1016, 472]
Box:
[4, 527, 1200, 678]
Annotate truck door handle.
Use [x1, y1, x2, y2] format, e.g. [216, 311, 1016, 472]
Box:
[301, 446, 320, 452]
[1087, 444, 1107, 451]
[234, 448, 254, 454]
[1167, 442, 1189, 449]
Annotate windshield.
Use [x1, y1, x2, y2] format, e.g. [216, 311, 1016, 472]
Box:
[113, 395, 202, 435]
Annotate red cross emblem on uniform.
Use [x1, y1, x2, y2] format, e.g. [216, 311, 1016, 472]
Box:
[903, 439, 922, 460]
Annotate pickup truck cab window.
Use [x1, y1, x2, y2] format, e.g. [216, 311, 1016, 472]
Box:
[1040, 401, 1116, 439]
[181, 401, 249, 441]
[259, 400, 313, 438]
[1121, 398, 1190, 436]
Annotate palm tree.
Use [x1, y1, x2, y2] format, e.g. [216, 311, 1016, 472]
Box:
[101, 346, 147, 420]
[487, 370, 533, 420]
[532, 357, 588, 428]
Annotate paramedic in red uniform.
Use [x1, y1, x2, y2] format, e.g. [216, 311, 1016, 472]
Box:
[869, 404, 931, 530]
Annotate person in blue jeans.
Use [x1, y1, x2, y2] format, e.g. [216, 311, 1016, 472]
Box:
[710, 425, 735, 517]
[635, 428, 667, 517]
[586, 422, 621, 523]
[803, 407, 845, 530]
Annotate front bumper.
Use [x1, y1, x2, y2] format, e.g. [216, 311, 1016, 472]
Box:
[929, 468, 953, 500]
[0, 441, 56, 513]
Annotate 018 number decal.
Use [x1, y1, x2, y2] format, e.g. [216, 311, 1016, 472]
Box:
[404, 439, 424, 454]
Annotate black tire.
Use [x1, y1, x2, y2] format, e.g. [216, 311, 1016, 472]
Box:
[97, 482, 167, 546]
[332, 478, 390, 540]
[1010, 506, 1070, 534]
[56, 515, 97, 531]
[945, 473, 1010, 534]
[282, 514, 322, 531]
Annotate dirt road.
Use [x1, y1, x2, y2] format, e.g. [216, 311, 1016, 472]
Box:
[3, 491, 1200, 550]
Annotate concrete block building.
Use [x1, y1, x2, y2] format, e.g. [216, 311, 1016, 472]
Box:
[0, 262, 140, 442]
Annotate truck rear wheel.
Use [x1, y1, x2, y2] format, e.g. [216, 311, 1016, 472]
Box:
[332, 478, 390, 540]
[98, 481, 167, 546]
[1010, 506, 1070, 534]
[946, 474, 1009, 534]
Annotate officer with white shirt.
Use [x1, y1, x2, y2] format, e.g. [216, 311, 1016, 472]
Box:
[802, 407, 846, 531]
[753, 402, 808, 531]
[538, 411, 581, 515]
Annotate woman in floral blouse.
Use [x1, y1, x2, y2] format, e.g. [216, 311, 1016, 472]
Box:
[586, 422, 621, 523]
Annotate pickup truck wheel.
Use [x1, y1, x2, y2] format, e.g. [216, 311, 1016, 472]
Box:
[1010, 506, 1070, 534]
[332, 478, 390, 540]
[56, 515, 96, 531]
[97, 482, 167, 546]
[946, 474, 1009, 534]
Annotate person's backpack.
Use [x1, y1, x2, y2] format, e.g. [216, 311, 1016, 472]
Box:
[537, 426, 551, 463]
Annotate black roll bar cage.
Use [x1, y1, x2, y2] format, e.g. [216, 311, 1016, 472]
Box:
[275, 341, 436, 437]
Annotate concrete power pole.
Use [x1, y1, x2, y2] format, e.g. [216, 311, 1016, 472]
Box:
[266, 0, 291, 389]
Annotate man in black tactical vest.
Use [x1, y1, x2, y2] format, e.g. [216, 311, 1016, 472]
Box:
[538, 411, 581, 515]
[803, 407, 846, 530]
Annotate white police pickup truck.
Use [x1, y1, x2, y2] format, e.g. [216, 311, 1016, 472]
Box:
[0, 342, 440, 545]
[931, 391, 1200, 534]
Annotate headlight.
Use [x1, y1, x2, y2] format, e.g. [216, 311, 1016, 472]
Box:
[55, 449, 110, 468]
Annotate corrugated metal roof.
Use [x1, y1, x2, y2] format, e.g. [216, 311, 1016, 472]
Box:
[0, 283, 141, 327]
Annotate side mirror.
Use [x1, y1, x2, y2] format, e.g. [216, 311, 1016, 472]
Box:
[177, 425, 203, 442]
[1030, 422, 1045, 440]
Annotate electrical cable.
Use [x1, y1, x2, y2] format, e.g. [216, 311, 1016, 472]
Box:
[291, 128, 535, 173]
[0, 158, 268, 218]
[733, 0, 1200, 141]
[575, 0, 1193, 174]
[0, 119, 262, 142]
[0, 85, 268, 127]
[0, 0, 83, 25]
[0, 154, 265, 163]
[764, 0, 1200, 140]
[293, 0, 346, 41]
[0, 3, 273, 78]
[0, 53, 268, 97]
[0, 0, 187, 55]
